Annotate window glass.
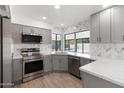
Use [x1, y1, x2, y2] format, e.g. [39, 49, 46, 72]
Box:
[84, 43, 90, 53]
[82, 31, 90, 54]
[52, 34, 61, 51]
[65, 31, 90, 53]
[65, 34, 75, 52]
[76, 38, 83, 53]
[69, 39, 75, 52]
[65, 40, 69, 51]
[52, 34, 56, 40]
[66, 34, 74, 40]
[56, 34, 61, 51]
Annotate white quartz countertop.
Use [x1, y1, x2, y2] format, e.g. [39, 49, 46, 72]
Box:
[13, 51, 124, 87]
[51, 51, 97, 60]
[79, 58, 124, 87]
[52, 51, 124, 87]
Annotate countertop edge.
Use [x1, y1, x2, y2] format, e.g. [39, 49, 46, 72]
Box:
[79, 67, 124, 87]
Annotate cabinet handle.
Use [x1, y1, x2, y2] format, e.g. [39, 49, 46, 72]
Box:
[99, 37, 101, 42]
[97, 37, 99, 42]
[123, 35, 124, 41]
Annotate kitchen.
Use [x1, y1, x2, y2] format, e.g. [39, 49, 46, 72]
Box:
[1, 5, 124, 88]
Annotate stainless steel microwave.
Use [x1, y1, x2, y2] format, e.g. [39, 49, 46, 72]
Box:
[22, 34, 42, 44]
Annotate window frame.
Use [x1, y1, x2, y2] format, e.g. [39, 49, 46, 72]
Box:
[64, 33, 76, 52]
[52, 33, 61, 51]
[64, 30, 90, 53]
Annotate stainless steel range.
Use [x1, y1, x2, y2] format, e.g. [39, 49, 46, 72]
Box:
[21, 48, 44, 82]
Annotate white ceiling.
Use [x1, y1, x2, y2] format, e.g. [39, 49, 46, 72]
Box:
[10, 5, 104, 27]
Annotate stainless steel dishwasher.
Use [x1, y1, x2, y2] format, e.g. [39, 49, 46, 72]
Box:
[68, 56, 80, 78]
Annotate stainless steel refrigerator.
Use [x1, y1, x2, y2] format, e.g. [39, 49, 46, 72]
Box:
[0, 15, 13, 88]
[0, 15, 2, 88]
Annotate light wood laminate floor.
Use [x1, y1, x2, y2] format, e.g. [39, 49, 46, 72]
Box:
[15, 72, 83, 88]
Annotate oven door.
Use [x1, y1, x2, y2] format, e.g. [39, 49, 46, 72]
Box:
[23, 59, 44, 78]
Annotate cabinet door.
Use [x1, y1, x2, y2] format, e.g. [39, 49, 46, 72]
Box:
[13, 59, 22, 83]
[100, 9, 111, 43]
[111, 6, 124, 43]
[52, 55, 60, 71]
[22, 25, 32, 34]
[12, 24, 23, 44]
[90, 13, 100, 43]
[44, 55, 52, 72]
[59, 56, 68, 71]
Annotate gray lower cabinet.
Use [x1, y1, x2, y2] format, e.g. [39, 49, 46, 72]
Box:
[13, 58, 23, 83]
[82, 72, 122, 88]
[80, 58, 95, 79]
[44, 55, 52, 72]
[52, 55, 68, 72]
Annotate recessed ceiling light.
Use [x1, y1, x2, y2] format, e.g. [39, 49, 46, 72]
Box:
[42, 16, 47, 20]
[61, 24, 64, 26]
[102, 5, 109, 8]
[54, 5, 60, 9]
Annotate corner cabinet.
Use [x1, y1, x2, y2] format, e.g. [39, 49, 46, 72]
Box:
[52, 55, 68, 72]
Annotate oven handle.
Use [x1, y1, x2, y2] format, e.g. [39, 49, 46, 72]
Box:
[23, 58, 43, 63]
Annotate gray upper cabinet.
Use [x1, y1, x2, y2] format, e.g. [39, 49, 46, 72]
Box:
[22, 25, 42, 35]
[99, 9, 111, 43]
[90, 13, 100, 43]
[12, 24, 23, 44]
[111, 6, 124, 43]
[22, 25, 51, 44]
[90, 5, 124, 43]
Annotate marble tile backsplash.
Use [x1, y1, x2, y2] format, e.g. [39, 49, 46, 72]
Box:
[13, 43, 124, 59]
[13, 44, 52, 55]
[90, 43, 124, 59]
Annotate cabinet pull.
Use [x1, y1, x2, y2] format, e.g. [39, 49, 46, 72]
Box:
[123, 35, 124, 41]
[97, 37, 99, 42]
[99, 37, 101, 42]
